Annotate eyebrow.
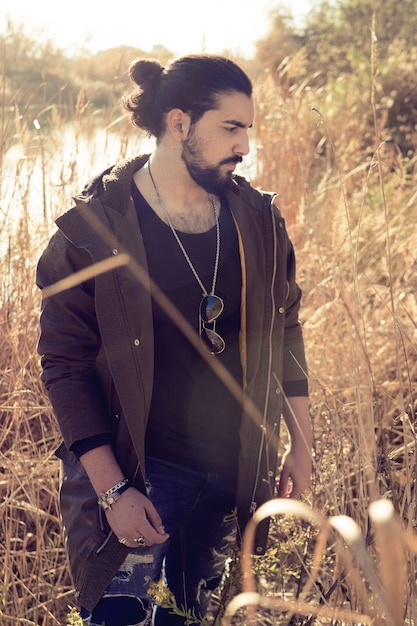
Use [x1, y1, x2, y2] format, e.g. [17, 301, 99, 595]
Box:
[223, 118, 253, 129]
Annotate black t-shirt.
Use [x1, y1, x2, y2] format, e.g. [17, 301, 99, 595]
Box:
[132, 183, 243, 485]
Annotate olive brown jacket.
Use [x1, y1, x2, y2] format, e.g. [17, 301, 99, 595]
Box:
[36, 155, 308, 611]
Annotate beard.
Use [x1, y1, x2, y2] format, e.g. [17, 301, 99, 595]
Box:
[181, 127, 242, 195]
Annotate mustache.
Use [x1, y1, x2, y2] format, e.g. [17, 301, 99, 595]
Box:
[219, 155, 243, 166]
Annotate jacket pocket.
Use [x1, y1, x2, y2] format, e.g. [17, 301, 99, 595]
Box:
[57, 441, 111, 561]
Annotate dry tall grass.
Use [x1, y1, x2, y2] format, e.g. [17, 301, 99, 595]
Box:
[1, 58, 417, 625]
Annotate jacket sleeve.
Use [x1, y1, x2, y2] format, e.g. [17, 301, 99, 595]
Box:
[281, 227, 308, 397]
[36, 229, 113, 449]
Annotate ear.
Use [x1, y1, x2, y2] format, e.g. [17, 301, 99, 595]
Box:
[165, 108, 191, 141]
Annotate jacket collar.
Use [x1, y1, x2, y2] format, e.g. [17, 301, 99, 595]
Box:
[74, 154, 150, 214]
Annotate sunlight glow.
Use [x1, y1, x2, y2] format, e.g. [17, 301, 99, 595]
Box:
[3, 0, 313, 58]
[369, 498, 394, 523]
[329, 515, 362, 543]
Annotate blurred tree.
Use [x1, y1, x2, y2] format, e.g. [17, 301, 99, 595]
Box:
[1, 20, 77, 154]
[256, 0, 417, 83]
[303, 0, 417, 81]
[72, 45, 173, 111]
[1, 21, 72, 101]
[305, 0, 417, 158]
[255, 0, 417, 159]
[0, 21, 174, 128]
[254, 9, 304, 79]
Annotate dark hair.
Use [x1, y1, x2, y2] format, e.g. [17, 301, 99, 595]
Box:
[123, 54, 252, 139]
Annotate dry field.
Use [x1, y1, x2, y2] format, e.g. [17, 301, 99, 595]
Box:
[1, 77, 417, 625]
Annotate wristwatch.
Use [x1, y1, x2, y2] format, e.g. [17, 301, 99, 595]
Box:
[97, 478, 130, 511]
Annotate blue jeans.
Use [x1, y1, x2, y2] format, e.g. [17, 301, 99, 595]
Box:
[81, 456, 237, 626]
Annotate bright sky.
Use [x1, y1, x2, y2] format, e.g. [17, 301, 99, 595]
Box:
[3, 0, 313, 58]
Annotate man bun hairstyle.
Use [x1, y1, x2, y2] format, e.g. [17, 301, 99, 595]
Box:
[123, 54, 252, 140]
[129, 59, 164, 86]
[124, 59, 165, 137]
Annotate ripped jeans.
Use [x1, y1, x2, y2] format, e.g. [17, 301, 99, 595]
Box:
[80, 456, 237, 626]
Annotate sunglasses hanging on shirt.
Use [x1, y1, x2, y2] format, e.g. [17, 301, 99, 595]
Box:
[199, 294, 225, 355]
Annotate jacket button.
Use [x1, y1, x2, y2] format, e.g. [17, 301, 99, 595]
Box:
[278, 306, 285, 314]
[256, 546, 263, 554]
[275, 387, 281, 395]
[112, 248, 119, 255]
[133, 339, 140, 346]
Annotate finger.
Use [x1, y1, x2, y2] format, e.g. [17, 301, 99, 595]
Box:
[125, 534, 148, 548]
[118, 528, 168, 548]
[277, 467, 290, 497]
[139, 525, 169, 545]
[143, 500, 168, 536]
[135, 514, 169, 545]
[118, 533, 149, 548]
[288, 483, 301, 499]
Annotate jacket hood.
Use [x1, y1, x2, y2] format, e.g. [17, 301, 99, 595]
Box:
[75, 154, 150, 214]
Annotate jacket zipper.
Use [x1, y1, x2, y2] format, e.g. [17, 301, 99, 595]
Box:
[249, 197, 279, 511]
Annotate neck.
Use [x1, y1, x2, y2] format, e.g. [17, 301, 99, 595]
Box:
[147, 158, 221, 299]
[133, 153, 219, 235]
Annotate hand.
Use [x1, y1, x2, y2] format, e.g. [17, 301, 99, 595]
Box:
[278, 396, 312, 499]
[276, 443, 312, 499]
[105, 487, 169, 548]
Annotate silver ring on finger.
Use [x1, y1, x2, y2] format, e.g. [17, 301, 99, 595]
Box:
[133, 535, 146, 547]
[118, 537, 128, 545]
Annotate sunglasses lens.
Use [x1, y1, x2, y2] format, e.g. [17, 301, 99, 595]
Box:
[200, 294, 224, 323]
[201, 327, 226, 354]
[199, 294, 225, 354]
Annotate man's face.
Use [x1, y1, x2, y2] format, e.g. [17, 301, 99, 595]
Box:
[181, 91, 254, 195]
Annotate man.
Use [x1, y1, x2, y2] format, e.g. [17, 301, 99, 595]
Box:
[37, 54, 312, 626]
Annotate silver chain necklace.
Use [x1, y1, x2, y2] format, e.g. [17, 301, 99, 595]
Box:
[147, 162, 220, 296]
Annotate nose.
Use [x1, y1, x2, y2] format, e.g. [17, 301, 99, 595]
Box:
[235, 129, 250, 156]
